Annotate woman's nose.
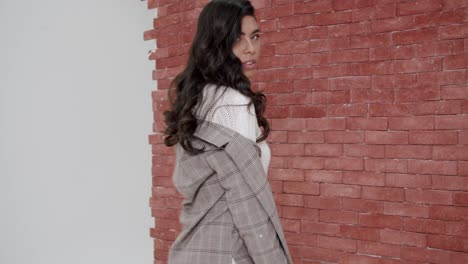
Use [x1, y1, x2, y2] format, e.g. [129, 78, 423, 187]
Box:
[245, 39, 255, 54]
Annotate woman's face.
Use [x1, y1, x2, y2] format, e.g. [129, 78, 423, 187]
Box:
[232, 15, 261, 78]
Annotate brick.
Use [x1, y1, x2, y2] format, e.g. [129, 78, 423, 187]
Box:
[460, 131, 468, 145]
[416, 39, 464, 57]
[415, 8, 465, 26]
[288, 131, 324, 143]
[403, 217, 468, 237]
[292, 26, 328, 41]
[284, 232, 318, 246]
[259, 3, 294, 19]
[352, 4, 395, 22]
[340, 225, 381, 241]
[294, 0, 333, 13]
[293, 52, 328, 66]
[362, 186, 404, 202]
[321, 183, 361, 198]
[320, 209, 358, 224]
[441, 84, 468, 99]
[295, 79, 328, 93]
[427, 234, 468, 252]
[370, 45, 416, 61]
[419, 71, 466, 86]
[261, 30, 293, 44]
[301, 221, 341, 236]
[365, 158, 408, 173]
[275, 193, 304, 207]
[276, 66, 313, 80]
[257, 55, 293, 69]
[383, 201, 429, 218]
[288, 156, 324, 170]
[329, 49, 369, 63]
[339, 254, 383, 264]
[359, 213, 401, 230]
[271, 92, 308, 105]
[432, 175, 468, 191]
[349, 33, 392, 48]
[389, 116, 435, 130]
[409, 131, 458, 145]
[393, 57, 443, 73]
[299, 246, 343, 263]
[385, 145, 432, 159]
[386, 173, 431, 188]
[346, 117, 388, 130]
[372, 73, 417, 89]
[444, 54, 466, 69]
[284, 181, 320, 195]
[392, 27, 439, 45]
[343, 144, 385, 158]
[460, 161, 468, 176]
[342, 198, 384, 214]
[343, 171, 385, 186]
[369, 103, 412, 117]
[271, 118, 306, 130]
[270, 143, 304, 156]
[280, 218, 301, 233]
[453, 192, 468, 206]
[314, 11, 352, 25]
[275, 40, 310, 54]
[365, 131, 408, 144]
[380, 229, 427, 247]
[266, 131, 288, 144]
[324, 157, 364, 171]
[413, 101, 462, 115]
[405, 189, 453, 205]
[396, 0, 443, 16]
[304, 195, 343, 210]
[269, 168, 304, 181]
[429, 205, 468, 221]
[305, 143, 343, 157]
[433, 146, 468, 160]
[357, 240, 401, 258]
[408, 160, 457, 175]
[306, 118, 346, 131]
[327, 103, 368, 117]
[329, 76, 371, 90]
[371, 16, 415, 33]
[394, 86, 441, 102]
[282, 206, 319, 221]
[305, 170, 343, 184]
[324, 131, 364, 143]
[290, 105, 327, 118]
[401, 245, 451, 263]
[351, 88, 394, 103]
[265, 106, 290, 118]
[317, 235, 357, 252]
[270, 180, 283, 193]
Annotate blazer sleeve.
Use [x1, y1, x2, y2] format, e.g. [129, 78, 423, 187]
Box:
[205, 118, 291, 262]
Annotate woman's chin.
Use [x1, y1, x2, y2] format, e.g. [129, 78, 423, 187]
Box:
[243, 69, 257, 78]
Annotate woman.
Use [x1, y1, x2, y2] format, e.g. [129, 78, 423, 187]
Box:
[162, 1, 293, 263]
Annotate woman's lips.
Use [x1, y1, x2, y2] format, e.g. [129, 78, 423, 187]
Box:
[242, 59, 257, 70]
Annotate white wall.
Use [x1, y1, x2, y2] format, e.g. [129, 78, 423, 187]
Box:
[0, 1, 155, 263]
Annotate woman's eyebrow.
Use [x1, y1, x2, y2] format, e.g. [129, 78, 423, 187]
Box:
[240, 29, 261, 36]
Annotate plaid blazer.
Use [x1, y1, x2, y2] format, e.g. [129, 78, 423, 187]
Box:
[167, 120, 293, 264]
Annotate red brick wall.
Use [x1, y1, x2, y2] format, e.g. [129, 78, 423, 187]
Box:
[144, 0, 468, 263]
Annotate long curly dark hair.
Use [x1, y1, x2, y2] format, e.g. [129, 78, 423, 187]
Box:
[162, 0, 270, 155]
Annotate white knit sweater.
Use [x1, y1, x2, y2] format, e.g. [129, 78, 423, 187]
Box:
[195, 83, 271, 176]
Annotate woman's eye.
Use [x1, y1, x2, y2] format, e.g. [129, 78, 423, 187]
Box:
[252, 34, 260, 40]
